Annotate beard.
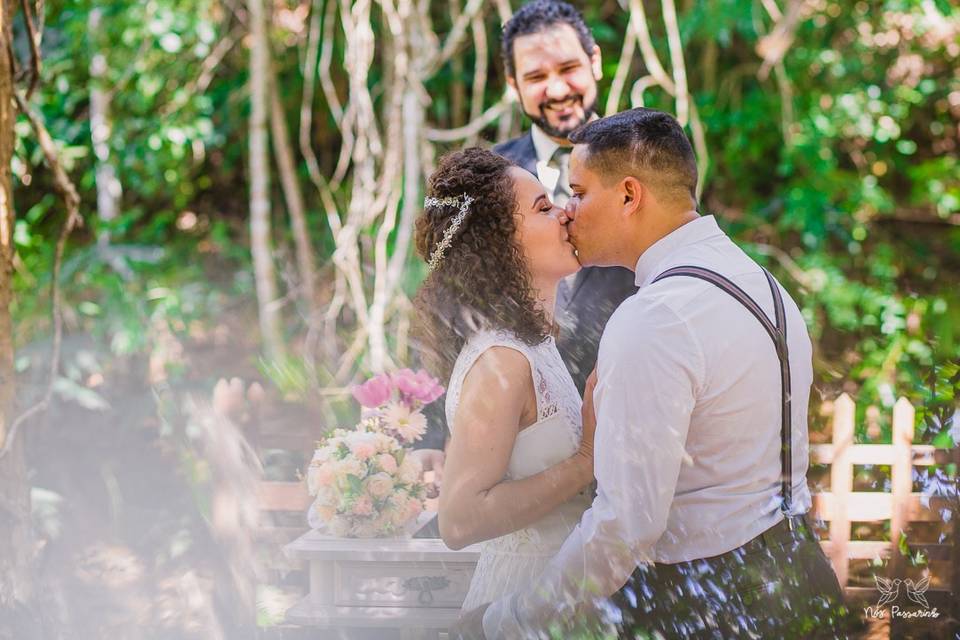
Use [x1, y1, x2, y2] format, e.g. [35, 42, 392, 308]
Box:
[526, 94, 597, 140]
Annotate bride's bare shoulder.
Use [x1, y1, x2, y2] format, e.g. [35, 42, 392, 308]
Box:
[463, 345, 533, 392]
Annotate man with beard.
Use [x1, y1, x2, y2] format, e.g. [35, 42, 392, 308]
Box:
[494, 0, 637, 393]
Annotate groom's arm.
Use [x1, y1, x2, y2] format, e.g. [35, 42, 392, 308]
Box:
[481, 299, 703, 638]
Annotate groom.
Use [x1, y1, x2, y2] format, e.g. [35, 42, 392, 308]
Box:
[459, 108, 847, 638]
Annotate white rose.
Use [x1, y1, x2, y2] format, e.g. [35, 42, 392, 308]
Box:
[398, 456, 422, 485]
[375, 433, 397, 454]
[313, 486, 337, 507]
[390, 504, 411, 528]
[311, 446, 334, 463]
[365, 472, 395, 499]
[337, 457, 365, 478]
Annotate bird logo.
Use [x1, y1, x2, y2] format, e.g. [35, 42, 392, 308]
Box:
[874, 576, 901, 607]
[873, 573, 933, 610]
[904, 575, 931, 609]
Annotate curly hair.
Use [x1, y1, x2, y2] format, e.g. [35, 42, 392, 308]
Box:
[413, 148, 553, 384]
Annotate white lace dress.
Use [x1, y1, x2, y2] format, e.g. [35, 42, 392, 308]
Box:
[445, 329, 591, 611]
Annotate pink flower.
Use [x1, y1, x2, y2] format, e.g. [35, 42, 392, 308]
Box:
[352, 494, 374, 516]
[405, 497, 424, 521]
[351, 373, 394, 408]
[307, 463, 335, 494]
[365, 472, 395, 499]
[350, 440, 376, 461]
[377, 453, 398, 474]
[391, 369, 445, 406]
[313, 502, 336, 523]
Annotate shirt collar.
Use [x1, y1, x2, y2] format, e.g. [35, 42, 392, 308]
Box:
[633, 215, 724, 287]
[530, 124, 564, 163]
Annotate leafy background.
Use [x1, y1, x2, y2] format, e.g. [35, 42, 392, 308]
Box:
[7, 0, 959, 635]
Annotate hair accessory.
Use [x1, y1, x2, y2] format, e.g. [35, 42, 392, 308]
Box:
[424, 194, 474, 272]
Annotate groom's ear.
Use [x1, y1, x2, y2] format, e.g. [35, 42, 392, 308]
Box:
[620, 176, 643, 216]
[506, 74, 519, 99]
[590, 45, 602, 80]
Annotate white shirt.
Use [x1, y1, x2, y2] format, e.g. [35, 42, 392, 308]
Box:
[530, 125, 570, 205]
[482, 215, 814, 638]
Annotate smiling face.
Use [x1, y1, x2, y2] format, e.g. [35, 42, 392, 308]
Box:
[509, 167, 580, 281]
[564, 146, 630, 267]
[507, 24, 601, 141]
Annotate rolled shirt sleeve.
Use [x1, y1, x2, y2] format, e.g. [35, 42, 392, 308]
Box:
[482, 298, 704, 638]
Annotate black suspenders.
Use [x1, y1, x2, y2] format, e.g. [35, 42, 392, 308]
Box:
[651, 266, 794, 516]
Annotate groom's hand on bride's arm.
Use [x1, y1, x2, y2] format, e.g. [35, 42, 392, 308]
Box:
[452, 603, 490, 640]
[409, 448, 445, 498]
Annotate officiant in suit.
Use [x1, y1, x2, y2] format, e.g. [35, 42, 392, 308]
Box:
[493, 0, 637, 393]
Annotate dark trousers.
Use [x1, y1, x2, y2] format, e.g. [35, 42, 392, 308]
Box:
[608, 515, 851, 639]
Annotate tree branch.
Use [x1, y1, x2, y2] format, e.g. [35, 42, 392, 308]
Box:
[757, 0, 804, 80]
[605, 17, 637, 116]
[661, 0, 690, 126]
[466, 11, 487, 145]
[318, 0, 344, 122]
[18, 0, 41, 99]
[427, 0, 486, 75]
[425, 93, 510, 141]
[0, 93, 83, 462]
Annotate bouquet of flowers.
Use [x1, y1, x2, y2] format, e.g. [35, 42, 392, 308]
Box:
[306, 369, 444, 538]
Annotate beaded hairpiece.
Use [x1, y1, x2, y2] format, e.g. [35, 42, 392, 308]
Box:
[424, 194, 474, 272]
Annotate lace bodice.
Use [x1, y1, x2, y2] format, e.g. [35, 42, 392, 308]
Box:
[445, 329, 583, 454]
[444, 329, 590, 610]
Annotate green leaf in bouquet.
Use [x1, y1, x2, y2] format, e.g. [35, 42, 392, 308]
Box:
[346, 474, 363, 496]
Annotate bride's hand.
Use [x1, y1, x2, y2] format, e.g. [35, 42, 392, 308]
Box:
[578, 368, 598, 463]
[452, 603, 490, 639]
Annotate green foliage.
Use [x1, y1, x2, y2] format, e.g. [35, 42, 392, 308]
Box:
[11, 0, 960, 445]
[619, 0, 960, 434]
[257, 355, 313, 401]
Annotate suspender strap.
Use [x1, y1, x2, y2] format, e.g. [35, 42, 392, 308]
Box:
[651, 265, 794, 514]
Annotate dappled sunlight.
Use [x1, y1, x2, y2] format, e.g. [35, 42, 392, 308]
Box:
[0, 0, 957, 639]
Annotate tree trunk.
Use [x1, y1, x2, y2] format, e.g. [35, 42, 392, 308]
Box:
[88, 7, 121, 247]
[0, 0, 34, 635]
[248, 0, 286, 361]
[269, 81, 317, 306]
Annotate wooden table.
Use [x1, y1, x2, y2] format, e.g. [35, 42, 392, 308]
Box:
[283, 517, 481, 639]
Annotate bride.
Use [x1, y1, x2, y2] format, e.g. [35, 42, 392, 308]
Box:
[413, 147, 595, 611]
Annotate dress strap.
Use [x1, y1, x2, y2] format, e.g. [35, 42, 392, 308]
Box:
[651, 265, 794, 515]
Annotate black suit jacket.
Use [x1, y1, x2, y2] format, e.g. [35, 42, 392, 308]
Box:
[493, 133, 639, 393]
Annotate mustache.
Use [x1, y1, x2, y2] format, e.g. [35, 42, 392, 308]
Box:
[538, 95, 583, 113]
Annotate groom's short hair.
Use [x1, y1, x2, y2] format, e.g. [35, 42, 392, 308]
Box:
[569, 108, 698, 201]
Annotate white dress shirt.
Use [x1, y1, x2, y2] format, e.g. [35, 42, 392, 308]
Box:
[482, 215, 814, 638]
[531, 125, 571, 206]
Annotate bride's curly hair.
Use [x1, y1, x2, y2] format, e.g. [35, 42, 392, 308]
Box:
[413, 147, 552, 384]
